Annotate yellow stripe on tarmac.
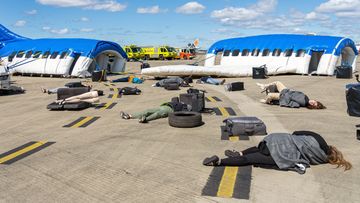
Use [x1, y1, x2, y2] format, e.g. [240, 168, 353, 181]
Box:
[112, 89, 119, 99]
[71, 116, 94, 128]
[101, 102, 112, 110]
[219, 107, 230, 117]
[0, 141, 45, 164]
[217, 166, 238, 198]
[229, 136, 239, 142]
[207, 97, 217, 102]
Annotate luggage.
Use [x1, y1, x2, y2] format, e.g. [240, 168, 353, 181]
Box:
[118, 87, 141, 95]
[47, 101, 91, 111]
[335, 65, 352, 79]
[64, 82, 85, 88]
[346, 86, 360, 117]
[223, 117, 267, 136]
[252, 65, 267, 79]
[164, 83, 180, 90]
[140, 63, 150, 69]
[92, 70, 107, 82]
[179, 92, 205, 112]
[57, 87, 90, 100]
[225, 82, 244, 91]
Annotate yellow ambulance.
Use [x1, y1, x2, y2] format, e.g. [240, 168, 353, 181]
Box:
[124, 45, 144, 61]
[141, 46, 177, 60]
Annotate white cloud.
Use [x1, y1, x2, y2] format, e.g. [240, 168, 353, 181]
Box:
[26, 9, 38, 15]
[80, 17, 89, 22]
[50, 28, 69, 34]
[36, 0, 126, 12]
[305, 12, 329, 21]
[137, 5, 164, 14]
[315, 0, 360, 18]
[42, 26, 51, 30]
[80, 28, 94, 32]
[14, 20, 26, 27]
[176, 1, 205, 14]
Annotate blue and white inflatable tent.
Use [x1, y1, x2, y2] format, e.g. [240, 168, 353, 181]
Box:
[204, 34, 358, 76]
[0, 24, 127, 77]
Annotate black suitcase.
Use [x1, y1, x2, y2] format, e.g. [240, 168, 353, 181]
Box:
[64, 82, 85, 88]
[346, 87, 360, 117]
[47, 102, 91, 111]
[119, 87, 141, 95]
[225, 82, 244, 91]
[223, 117, 267, 136]
[164, 83, 180, 90]
[57, 87, 90, 100]
[336, 66, 352, 79]
[179, 93, 205, 112]
[252, 65, 267, 79]
[92, 70, 107, 82]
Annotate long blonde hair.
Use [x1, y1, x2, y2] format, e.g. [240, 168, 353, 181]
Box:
[327, 145, 352, 170]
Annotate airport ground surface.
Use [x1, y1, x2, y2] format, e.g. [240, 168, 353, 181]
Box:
[0, 57, 360, 202]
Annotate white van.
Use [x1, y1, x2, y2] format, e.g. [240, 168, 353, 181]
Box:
[0, 63, 10, 90]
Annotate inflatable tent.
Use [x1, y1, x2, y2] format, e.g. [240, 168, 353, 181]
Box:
[0, 24, 127, 77]
[142, 34, 358, 77]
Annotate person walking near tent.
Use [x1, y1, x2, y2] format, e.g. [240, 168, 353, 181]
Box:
[256, 81, 325, 109]
[120, 97, 188, 123]
[196, 76, 225, 85]
[203, 131, 352, 174]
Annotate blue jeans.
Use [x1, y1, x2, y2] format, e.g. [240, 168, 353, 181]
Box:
[206, 77, 222, 85]
[112, 77, 129, 82]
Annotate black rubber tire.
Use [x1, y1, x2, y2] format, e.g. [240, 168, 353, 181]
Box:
[144, 55, 150, 60]
[159, 55, 164, 60]
[168, 111, 203, 128]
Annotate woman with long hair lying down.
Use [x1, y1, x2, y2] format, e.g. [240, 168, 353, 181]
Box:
[203, 131, 351, 174]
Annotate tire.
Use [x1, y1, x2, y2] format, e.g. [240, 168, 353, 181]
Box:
[168, 111, 203, 128]
[144, 55, 150, 60]
[159, 55, 164, 60]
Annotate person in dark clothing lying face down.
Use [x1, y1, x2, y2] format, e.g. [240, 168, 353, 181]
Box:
[203, 131, 351, 174]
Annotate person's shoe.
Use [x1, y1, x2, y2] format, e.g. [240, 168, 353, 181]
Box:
[139, 116, 147, 123]
[256, 83, 267, 91]
[120, 111, 130, 119]
[40, 87, 47, 93]
[203, 155, 220, 166]
[220, 79, 226, 85]
[224, 150, 242, 158]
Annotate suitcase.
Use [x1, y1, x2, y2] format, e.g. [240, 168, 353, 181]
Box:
[252, 66, 267, 79]
[47, 102, 91, 111]
[225, 82, 244, 91]
[346, 86, 360, 117]
[57, 87, 90, 100]
[179, 93, 205, 112]
[164, 83, 180, 90]
[92, 70, 107, 82]
[119, 87, 141, 95]
[64, 82, 85, 88]
[336, 66, 352, 79]
[223, 117, 267, 136]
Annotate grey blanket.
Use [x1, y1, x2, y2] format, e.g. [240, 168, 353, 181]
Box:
[264, 133, 328, 174]
[279, 89, 308, 108]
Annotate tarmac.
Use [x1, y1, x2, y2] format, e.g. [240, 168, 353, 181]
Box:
[0, 56, 359, 202]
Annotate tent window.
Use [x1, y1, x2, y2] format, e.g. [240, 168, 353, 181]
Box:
[232, 49, 240, 56]
[50, 51, 59, 59]
[272, 49, 282, 57]
[42, 51, 50, 59]
[262, 49, 270, 56]
[242, 49, 250, 56]
[223, 50, 231, 57]
[284, 49, 293, 57]
[252, 49, 260, 56]
[33, 51, 41, 58]
[16, 50, 25, 58]
[60, 51, 68, 59]
[25, 51, 33, 58]
[8, 51, 17, 62]
[296, 49, 306, 57]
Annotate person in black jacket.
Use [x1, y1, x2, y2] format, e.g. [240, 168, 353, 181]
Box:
[257, 81, 325, 109]
[120, 97, 188, 123]
[203, 131, 351, 174]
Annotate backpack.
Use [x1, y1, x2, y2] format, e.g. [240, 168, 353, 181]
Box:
[119, 87, 141, 95]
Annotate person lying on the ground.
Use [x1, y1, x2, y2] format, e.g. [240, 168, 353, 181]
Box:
[203, 131, 352, 174]
[152, 76, 190, 87]
[256, 81, 325, 109]
[41, 81, 92, 94]
[110, 75, 143, 84]
[55, 91, 100, 104]
[120, 97, 189, 123]
[196, 76, 225, 85]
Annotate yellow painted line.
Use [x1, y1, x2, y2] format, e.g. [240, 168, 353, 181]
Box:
[112, 89, 119, 99]
[207, 97, 217, 102]
[0, 141, 45, 164]
[229, 136, 239, 142]
[71, 116, 94, 128]
[100, 101, 113, 110]
[217, 166, 238, 198]
[219, 107, 230, 117]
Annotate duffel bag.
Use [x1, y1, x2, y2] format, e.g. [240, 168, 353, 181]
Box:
[225, 82, 244, 91]
[252, 65, 267, 79]
[223, 117, 267, 136]
[346, 87, 360, 117]
[335, 65, 352, 79]
[119, 87, 141, 95]
[92, 70, 107, 82]
[179, 93, 204, 112]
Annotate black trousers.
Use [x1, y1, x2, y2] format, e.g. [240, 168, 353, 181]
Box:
[220, 146, 278, 168]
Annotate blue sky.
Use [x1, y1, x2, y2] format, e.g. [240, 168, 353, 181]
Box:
[1, 0, 359, 48]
